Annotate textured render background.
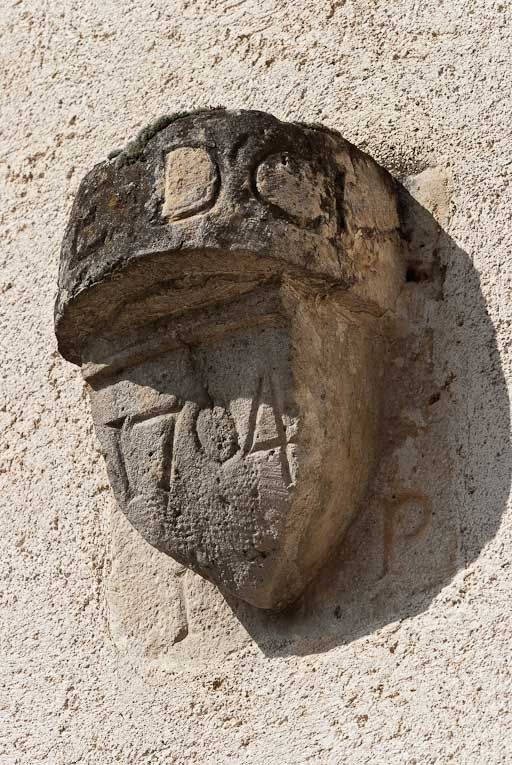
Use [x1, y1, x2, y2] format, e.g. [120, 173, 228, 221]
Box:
[1, 1, 511, 763]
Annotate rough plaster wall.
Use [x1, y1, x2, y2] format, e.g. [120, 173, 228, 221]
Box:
[1, 1, 511, 763]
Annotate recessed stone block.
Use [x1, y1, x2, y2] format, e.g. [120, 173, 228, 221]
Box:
[255, 152, 328, 225]
[162, 146, 219, 220]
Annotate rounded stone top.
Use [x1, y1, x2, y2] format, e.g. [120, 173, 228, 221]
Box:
[55, 108, 402, 365]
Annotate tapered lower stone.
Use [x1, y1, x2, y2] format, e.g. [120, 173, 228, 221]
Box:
[55, 109, 403, 609]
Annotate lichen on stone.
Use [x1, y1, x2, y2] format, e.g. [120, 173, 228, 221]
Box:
[110, 107, 226, 166]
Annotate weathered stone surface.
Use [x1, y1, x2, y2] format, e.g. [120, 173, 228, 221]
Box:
[255, 152, 329, 224]
[162, 146, 219, 220]
[55, 109, 403, 609]
[4, 3, 512, 763]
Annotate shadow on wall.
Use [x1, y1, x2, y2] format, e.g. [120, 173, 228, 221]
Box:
[223, 174, 511, 657]
[98, 170, 510, 664]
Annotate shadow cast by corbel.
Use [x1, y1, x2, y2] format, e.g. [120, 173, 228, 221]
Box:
[223, 171, 511, 657]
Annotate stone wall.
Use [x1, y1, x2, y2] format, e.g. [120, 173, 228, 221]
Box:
[1, 1, 511, 762]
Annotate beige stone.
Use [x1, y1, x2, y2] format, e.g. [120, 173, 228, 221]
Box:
[255, 152, 328, 224]
[162, 146, 219, 220]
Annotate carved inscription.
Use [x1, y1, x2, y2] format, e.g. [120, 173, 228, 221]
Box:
[162, 146, 219, 220]
[72, 203, 108, 262]
[255, 152, 330, 227]
[382, 492, 432, 577]
[58, 109, 404, 610]
[103, 373, 295, 508]
[245, 374, 293, 488]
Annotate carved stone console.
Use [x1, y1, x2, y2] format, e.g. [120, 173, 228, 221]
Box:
[55, 109, 403, 610]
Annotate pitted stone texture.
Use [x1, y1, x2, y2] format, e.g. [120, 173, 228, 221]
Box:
[57, 111, 402, 610]
[87, 299, 385, 610]
[54, 110, 402, 366]
[255, 152, 329, 225]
